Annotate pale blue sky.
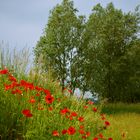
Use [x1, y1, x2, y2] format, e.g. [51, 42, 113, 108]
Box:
[0, 0, 140, 50]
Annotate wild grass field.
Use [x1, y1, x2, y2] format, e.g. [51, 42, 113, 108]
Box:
[102, 103, 140, 140]
[0, 45, 140, 140]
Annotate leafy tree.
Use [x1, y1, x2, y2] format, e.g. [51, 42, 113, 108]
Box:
[81, 3, 140, 102]
[34, 0, 85, 92]
[112, 39, 140, 102]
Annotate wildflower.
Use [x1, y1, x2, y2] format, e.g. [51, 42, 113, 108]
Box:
[20, 80, 34, 90]
[84, 105, 88, 109]
[99, 133, 104, 139]
[101, 114, 106, 120]
[5, 84, 13, 90]
[9, 75, 17, 82]
[88, 100, 94, 105]
[71, 112, 78, 117]
[108, 138, 113, 140]
[78, 116, 84, 122]
[57, 98, 61, 102]
[80, 125, 84, 129]
[105, 121, 110, 126]
[86, 131, 90, 137]
[35, 86, 43, 91]
[12, 89, 22, 95]
[52, 130, 59, 136]
[68, 89, 73, 94]
[79, 129, 85, 134]
[69, 116, 73, 120]
[36, 93, 40, 96]
[93, 107, 97, 112]
[62, 129, 67, 135]
[45, 94, 54, 104]
[0, 69, 8, 74]
[29, 98, 36, 104]
[60, 108, 70, 115]
[48, 106, 53, 111]
[82, 136, 87, 139]
[93, 138, 98, 140]
[22, 109, 33, 117]
[67, 126, 76, 135]
[44, 89, 51, 95]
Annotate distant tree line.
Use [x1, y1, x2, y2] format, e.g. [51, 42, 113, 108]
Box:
[34, 0, 140, 103]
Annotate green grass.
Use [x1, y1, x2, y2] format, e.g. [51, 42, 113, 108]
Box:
[102, 103, 140, 140]
[102, 103, 140, 114]
[0, 45, 140, 140]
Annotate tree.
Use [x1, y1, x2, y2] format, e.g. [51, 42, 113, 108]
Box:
[34, 0, 85, 92]
[81, 3, 140, 102]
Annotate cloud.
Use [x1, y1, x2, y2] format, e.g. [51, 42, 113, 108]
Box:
[0, 0, 139, 50]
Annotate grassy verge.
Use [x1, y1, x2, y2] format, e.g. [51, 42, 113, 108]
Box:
[102, 103, 140, 140]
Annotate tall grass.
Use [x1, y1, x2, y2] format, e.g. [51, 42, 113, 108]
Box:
[102, 103, 140, 114]
[0, 45, 113, 140]
[0, 41, 31, 75]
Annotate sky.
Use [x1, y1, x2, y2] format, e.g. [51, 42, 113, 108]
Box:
[0, 0, 140, 51]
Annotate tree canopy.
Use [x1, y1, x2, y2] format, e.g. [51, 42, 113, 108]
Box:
[34, 0, 140, 103]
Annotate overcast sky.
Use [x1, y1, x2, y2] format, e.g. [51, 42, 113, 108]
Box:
[0, 0, 140, 51]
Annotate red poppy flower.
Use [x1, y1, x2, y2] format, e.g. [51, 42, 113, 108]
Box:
[79, 129, 85, 134]
[93, 138, 98, 140]
[5, 84, 13, 90]
[88, 100, 94, 105]
[108, 138, 113, 140]
[20, 80, 34, 90]
[48, 106, 53, 111]
[35, 86, 43, 91]
[71, 112, 78, 117]
[82, 136, 86, 139]
[78, 116, 84, 122]
[101, 116, 106, 120]
[52, 130, 59, 136]
[68, 89, 73, 94]
[69, 116, 73, 120]
[29, 98, 36, 104]
[22, 109, 33, 117]
[60, 108, 70, 115]
[0, 69, 8, 74]
[62, 129, 67, 135]
[84, 105, 88, 109]
[86, 132, 90, 137]
[44, 89, 51, 95]
[99, 133, 104, 138]
[101, 114, 106, 120]
[57, 98, 61, 102]
[36, 93, 40, 96]
[12, 89, 22, 95]
[45, 94, 54, 104]
[105, 121, 110, 126]
[67, 126, 76, 135]
[93, 107, 97, 112]
[80, 125, 84, 129]
[9, 75, 17, 82]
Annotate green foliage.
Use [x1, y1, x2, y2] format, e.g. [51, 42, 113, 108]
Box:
[81, 3, 140, 102]
[34, 0, 85, 91]
[34, 1, 140, 102]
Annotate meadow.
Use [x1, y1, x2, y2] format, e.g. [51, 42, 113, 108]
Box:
[0, 45, 140, 140]
[102, 103, 140, 140]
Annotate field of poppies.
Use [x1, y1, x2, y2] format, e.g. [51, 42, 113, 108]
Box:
[0, 68, 114, 140]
